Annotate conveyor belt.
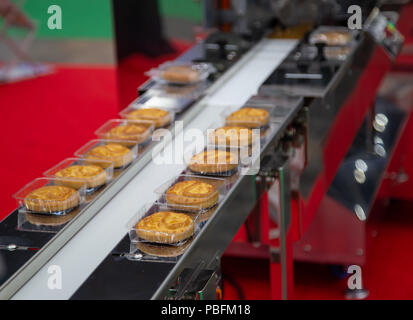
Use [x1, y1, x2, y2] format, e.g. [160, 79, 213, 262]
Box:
[11, 38, 297, 299]
[72, 94, 303, 299]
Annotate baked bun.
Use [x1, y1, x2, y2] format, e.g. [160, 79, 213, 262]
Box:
[24, 185, 80, 213]
[161, 65, 199, 83]
[226, 108, 270, 128]
[85, 143, 133, 169]
[54, 165, 107, 189]
[104, 124, 151, 146]
[136, 238, 193, 258]
[209, 126, 253, 147]
[188, 150, 238, 175]
[136, 211, 194, 244]
[166, 180, 219, 211]
[126, 108, 171, 128]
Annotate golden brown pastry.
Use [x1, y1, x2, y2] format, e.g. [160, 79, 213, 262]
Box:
[85, 143, 132, 169]
[312, 31, 351, 46]
[136, 211, 194, 244]
[126, 108, 171, 128]
[161, 65, 199, 83]
[188, 149, 238, 175]
[24, 185, 80, 213]
[104, 124, 151, 146]
[209, 126, 253, 146]
[226, 108, 270, 128]
[136, 238, 193, 258]
[54, 165, 107, 190]
[166, 180, 219, 211]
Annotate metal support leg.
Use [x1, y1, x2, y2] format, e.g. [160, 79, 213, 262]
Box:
[265, 155, 294, 300]
[279, 164, 294, 300]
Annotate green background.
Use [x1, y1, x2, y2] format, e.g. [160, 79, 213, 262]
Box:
[1, 0, 202, 39]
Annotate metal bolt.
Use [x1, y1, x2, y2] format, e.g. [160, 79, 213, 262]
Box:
[374, 144, 386, 157]
[373, 113, 388, 132]
[355, 159, 368, 172]
[354, 169, 366, 184]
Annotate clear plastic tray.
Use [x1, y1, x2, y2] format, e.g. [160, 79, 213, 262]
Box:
[135, 82, 206, 113]
[155, 174, 229, 213]
[17, 206, 81, 233]
[126, 237, 194, 263]
[206, 120, 262, 148]
[128, 203, 200, 247]
[224, 106, 272, 129]
[185, 145, 252, 177]
[13, 177, 86, 215]
[149, 81, 208, 99]
[309, 26, 356, 46]
[135, 94, 193, 114]
[43, 157, 113, 194]
[95, 119, 154, 147]
[225, 96, 297, 125]
[74, 139, 138, 169]
[119, 104, 175, 129]
[145, 61, 215, 85]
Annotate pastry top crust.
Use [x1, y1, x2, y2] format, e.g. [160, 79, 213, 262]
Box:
[209, 126, 252, 144]
[86, 143, 130, 160]
[190, 150, 238, 166]
[226, 108, 269, 127]
[25, 186, 77, 201]
[105, 124, 148, 140]
[55, 165, 104, 179]
[127, 108, 169, 121]
[136, 211, 193, 235]
[162, 65, 199, 83]
[167, 180, 218, 199]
